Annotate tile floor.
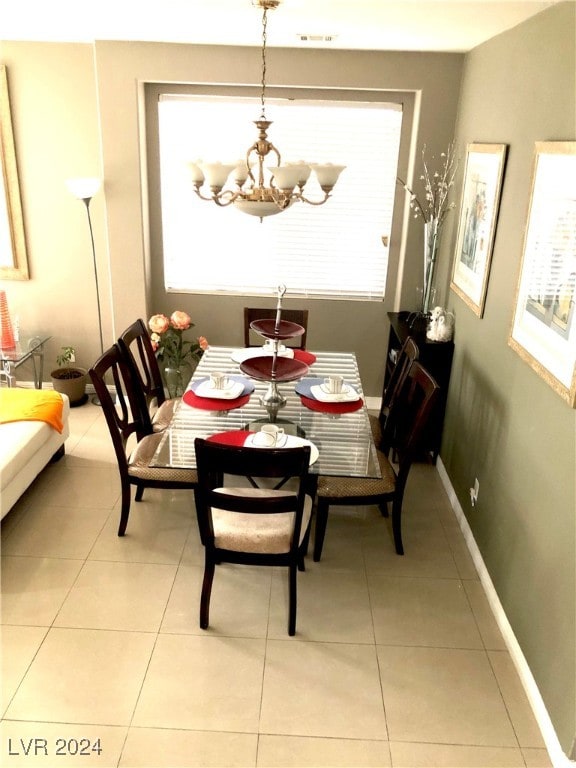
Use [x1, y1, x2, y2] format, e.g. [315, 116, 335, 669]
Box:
[1, 402, 554, 767]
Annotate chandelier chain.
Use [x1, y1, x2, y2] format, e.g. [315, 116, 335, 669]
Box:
[260, 8, 268, 120]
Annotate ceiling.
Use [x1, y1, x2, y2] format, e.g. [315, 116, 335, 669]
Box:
[0, 0, 562, 52]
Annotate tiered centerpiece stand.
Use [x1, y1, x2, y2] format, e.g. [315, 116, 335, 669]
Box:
[240, 286, 308, 408]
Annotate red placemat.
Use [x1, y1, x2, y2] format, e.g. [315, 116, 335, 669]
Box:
[182, 391, 251, 411]
[294, 349, 317, 365]
[300, 395, 364, 414]
[207, 430, 253, 446]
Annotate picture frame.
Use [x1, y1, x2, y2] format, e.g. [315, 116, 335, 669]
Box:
[509, 141, 576, 407]
[450, 143, 507, 317]
[0, 64, 29, 280]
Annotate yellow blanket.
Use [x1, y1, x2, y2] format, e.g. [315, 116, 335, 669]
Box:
[0, 389, 64, 433]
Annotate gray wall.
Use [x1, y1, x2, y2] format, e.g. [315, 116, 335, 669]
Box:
[93, 41, 462, 395]
[0, 2, 574, 756]
[441, 2, 576, 754]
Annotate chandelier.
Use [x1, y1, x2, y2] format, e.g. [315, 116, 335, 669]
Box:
[188, 0, 345, 220]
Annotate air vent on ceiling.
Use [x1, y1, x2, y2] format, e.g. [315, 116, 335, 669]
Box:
[298, 34, 337, 43]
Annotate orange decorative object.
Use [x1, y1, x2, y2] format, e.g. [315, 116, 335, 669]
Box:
[0, 290, 16, 350]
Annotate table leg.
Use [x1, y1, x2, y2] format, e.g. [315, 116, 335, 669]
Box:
[30, 350, 44, 389]
[0, 360, 16, 387]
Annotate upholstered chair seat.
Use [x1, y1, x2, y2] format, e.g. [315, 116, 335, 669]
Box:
[128, 432, 198, 485]
[316, 447, 396, 500]
[211, 488, 313, 554]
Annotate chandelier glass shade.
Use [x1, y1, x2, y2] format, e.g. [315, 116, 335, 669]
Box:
[188, 0, 345, 219]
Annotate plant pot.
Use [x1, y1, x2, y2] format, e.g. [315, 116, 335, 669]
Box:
[51, 367, 88, 406]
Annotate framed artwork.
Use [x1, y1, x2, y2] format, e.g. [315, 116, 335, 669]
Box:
[509, 141, 576, 407]
[450, 143, 507, 316]
[0, 64, 29, 280]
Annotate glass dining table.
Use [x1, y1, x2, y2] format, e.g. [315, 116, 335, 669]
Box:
[151, 346, 381, 480]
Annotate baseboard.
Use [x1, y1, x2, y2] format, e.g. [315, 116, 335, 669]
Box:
[365, 395, 380, 411]
[436, 457, 574, 768]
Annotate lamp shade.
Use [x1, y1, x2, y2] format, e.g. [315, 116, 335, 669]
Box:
[201, 163, 235, 190]
[311, 164, 346, 189]
[66, 177, 102, 200]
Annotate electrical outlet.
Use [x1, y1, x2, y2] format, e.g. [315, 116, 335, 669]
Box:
[469, 477, 479, 506]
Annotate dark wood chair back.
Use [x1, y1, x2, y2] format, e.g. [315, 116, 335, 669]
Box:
[89, 343, 197, 536]
[89, 344, 147, 465]
[243, 307, 309, 348]
[313, 360, 440, 560]
[379, 336, 419, 451]
[194, 437, 312, 635]
[392, 361, 440, 484]
[118, 318, 166, 429]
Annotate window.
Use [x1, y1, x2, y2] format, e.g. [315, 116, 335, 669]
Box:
[158, 93, 402, 300]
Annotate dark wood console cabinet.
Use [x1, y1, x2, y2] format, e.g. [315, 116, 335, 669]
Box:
[386, 311, 454, 462]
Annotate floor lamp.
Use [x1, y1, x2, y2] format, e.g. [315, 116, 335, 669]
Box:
[66, 177, 103, 405]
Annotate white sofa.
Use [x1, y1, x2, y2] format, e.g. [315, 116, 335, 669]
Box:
[1, 392, 70, 520]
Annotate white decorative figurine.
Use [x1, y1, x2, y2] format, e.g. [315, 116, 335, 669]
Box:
[427, 306, 455, 342]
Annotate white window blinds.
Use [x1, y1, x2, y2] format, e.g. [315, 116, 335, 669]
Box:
[158, 94, 402, 300]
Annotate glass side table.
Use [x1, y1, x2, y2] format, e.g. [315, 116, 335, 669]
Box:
[0, 335, 51, 389]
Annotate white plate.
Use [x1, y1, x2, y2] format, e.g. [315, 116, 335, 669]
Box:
[194, 379, 245, 400]
[310, 384, 359, 403]
[244, 434, 319, 465]
[231, 347, 295, 363]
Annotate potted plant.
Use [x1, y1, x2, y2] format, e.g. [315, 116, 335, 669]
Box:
[50, 346, 88, 406]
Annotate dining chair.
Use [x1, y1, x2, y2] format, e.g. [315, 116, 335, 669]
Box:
[313, 361, 440, 560]
[243, 307, 309, 348]
[117, 318, 177, 435]
[370, 336, 419, 451]
[89, 344, 197, 536]
[194, 437, 313, 636]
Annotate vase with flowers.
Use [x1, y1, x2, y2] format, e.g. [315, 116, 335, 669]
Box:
[148, 311, 208, 397]
[397, 142, 458, 316]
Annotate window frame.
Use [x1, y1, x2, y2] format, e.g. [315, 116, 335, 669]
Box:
[144, 83, 416, 304]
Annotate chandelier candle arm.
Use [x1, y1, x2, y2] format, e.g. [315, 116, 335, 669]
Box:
[188, 0, 344, 220]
